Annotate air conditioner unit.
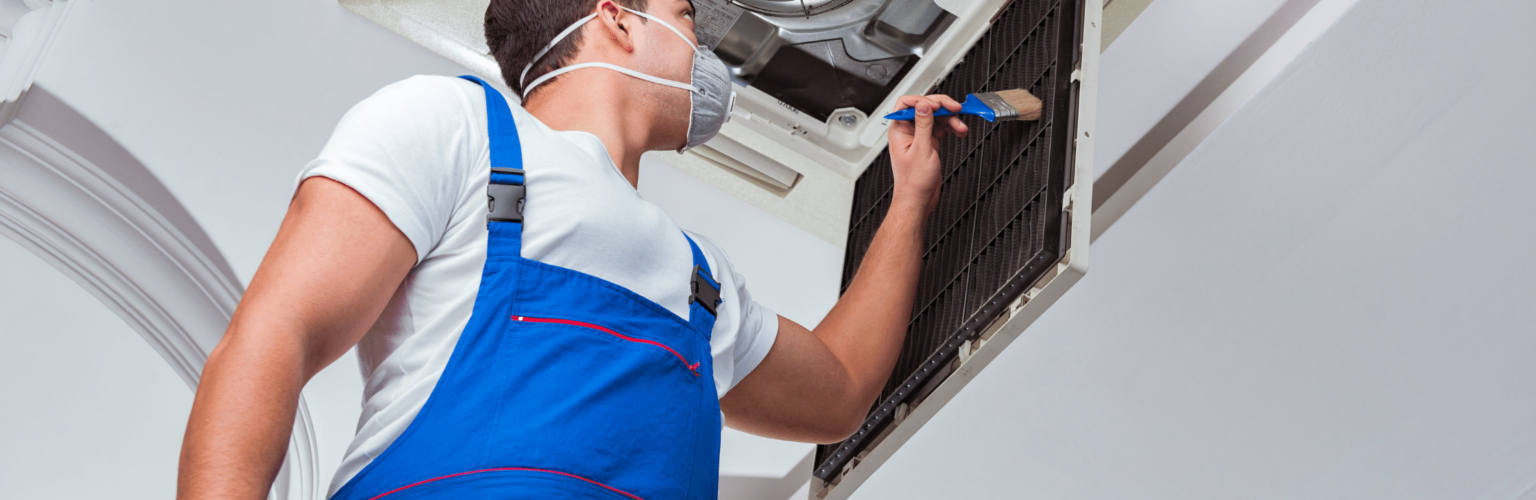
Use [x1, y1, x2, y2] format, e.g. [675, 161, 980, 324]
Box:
[339, 0, 1097, 498]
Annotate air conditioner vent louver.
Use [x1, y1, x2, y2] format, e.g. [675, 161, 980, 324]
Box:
[731, 0, 859, 17]
[817, 0, 1081, 485]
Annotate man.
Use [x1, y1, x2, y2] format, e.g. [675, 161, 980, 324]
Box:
[177, 0, 967, 498]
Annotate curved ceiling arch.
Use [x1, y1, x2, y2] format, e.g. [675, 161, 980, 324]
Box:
[0, 85, 323, 500]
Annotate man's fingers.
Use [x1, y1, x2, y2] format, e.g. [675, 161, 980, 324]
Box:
[893, 95, 929, 112]
[946, 116, 968, 138]
[893, 94, 964, 149]
[895, 95, 968, 140]
[923, 113, 968, 140]
[912, 101, 935, 151]
[928, 94, 964, 113]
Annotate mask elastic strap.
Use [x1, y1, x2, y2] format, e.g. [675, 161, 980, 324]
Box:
[522, 62, 697, 99]
[519, 13, 599, 88]
[520, 6, 699, 88]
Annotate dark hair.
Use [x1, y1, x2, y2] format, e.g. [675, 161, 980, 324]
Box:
[484, 0, 650, 99]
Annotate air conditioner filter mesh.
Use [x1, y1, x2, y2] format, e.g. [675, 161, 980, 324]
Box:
[815, 0, 1081, 482]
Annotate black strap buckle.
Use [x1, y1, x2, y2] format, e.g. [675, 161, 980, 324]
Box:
[690, 265, 722, 316]
[488, 168, 525, 223]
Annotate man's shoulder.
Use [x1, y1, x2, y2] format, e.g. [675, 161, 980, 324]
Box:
[376, 74, 480, 97]
[680, 230, 732, 278]
[324, 75, 498, 164]
[350, 75, 485, 122]
[368, 75, 553, 143]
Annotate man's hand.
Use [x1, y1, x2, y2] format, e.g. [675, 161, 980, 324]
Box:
[887, 94, 969, 213]
[177, 177, 416, 499]
[720, 94, 967, 443]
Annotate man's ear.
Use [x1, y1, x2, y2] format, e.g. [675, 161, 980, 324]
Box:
[593, 0, 636, 53]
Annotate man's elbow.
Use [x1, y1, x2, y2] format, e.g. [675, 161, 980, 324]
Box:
[806, 406, 868, 445]
[804, 371, 880, 444]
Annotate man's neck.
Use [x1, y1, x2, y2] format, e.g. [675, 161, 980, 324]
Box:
[523, 71, 656, 188]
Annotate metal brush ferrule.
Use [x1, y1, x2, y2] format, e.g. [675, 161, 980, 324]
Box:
[976, 92, 1019, 121]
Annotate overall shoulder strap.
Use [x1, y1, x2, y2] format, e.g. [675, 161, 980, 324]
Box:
[458, 75, 523, 173]
[684, 233, 721, 319]
[459, 75, 526, 254]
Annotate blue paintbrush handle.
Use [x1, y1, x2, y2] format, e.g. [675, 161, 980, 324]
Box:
[882, 94, 997, 122]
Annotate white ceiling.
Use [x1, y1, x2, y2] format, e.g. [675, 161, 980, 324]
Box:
[1094, 0, 1290, 179]
[36, 0, 468, 284]
[1100, 0, 1153, 49]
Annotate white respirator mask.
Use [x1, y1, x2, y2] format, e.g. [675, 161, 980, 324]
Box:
[520, 6, 736, 153]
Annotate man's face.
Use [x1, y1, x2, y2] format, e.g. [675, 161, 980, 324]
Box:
[630, 0, 699, 149]
[651, 0, 698, 45]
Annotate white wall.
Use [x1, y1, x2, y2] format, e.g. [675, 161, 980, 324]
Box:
[30, 0, 472, 487]
[0, 235, 189, 499]
[849, 0, 1536, 498]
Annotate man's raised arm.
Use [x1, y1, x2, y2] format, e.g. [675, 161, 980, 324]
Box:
[721, 95, 969, 443]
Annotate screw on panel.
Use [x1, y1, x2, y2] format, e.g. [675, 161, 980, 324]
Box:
[840, 114, 858, 127]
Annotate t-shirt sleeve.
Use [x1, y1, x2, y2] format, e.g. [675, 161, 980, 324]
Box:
[294, 75, 481, 264]
[727, 271, 780, 390]
[684, 232, 780, 395]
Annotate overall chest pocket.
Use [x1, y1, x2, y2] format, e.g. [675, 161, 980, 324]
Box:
[483, 313, 708, 499]
[514, 316, 702, 376]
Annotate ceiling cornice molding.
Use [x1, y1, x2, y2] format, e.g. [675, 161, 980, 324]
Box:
[0, 0, 76, 105]
[0, 121, 226, 383]
[0, 86, 321, 500]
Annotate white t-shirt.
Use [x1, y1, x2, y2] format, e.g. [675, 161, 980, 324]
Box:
[295, 75, 779, 495]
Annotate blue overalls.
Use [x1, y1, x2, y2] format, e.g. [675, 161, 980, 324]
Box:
[330, 76, 723, 500]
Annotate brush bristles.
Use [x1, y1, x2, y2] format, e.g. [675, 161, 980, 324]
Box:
[994, 89, 1043, 121]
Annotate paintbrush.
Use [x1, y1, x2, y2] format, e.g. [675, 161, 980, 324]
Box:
[883, 89, 1042, 122]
